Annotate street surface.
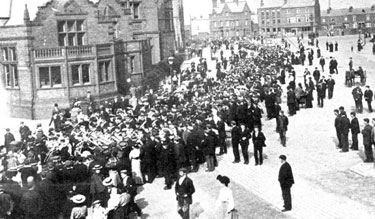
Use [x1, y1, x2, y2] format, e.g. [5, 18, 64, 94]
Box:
[2, 35, 375, 218]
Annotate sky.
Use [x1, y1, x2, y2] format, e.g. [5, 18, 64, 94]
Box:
[183, 0, 375, 24]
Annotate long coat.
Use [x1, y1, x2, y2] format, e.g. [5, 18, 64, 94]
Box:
[350, 117, 360, 135]
[362, 124, 372, 145]
[238, 128, 251, 146]
[175, 176, 195, 204]
[278, 162, 294, 188]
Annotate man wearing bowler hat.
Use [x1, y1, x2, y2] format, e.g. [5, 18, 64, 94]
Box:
[175, 168, 195, 219]
[278, 155, 294, 212]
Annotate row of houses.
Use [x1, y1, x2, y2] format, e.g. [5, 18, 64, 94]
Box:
[0, 0, 185, 119]
[206, 0, 375, 39]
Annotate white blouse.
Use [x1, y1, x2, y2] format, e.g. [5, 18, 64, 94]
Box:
[216, 186, 235, 213]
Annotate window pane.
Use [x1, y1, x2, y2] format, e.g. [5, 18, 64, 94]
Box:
[98, 62, 104, 82]
[58, 34, 66, 46]
[39, 67, 50, 87]
[72, 65, 80, 85]
[9, 48, 16, 61]
[57, 21, 65, 32]
[77, 33, 84, 46]
[51, 66, 61, 86]
[130, 56, 135, 73]
[77, 20, 84, 31]
[67, 20, 75, 32]
[68, 33, 75, 46]
[4, 65, 10, 87]
[2, 48, 8, 61]
[82, 64, 90, 84]
[134, 3, 139, 19]
[105, 61, 110, 81]
[12, 65, 18, 87]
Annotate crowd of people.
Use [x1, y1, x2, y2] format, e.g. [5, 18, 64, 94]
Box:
[0, 32, 373, 218]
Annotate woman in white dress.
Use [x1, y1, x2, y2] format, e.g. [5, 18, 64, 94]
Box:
[215, 175, 235, 219]
[129, 141, 144, 185]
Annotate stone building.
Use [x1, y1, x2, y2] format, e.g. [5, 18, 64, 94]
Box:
[258, 0, 321, 36]
[0, 0, 177, 119]
[209, 0, 254, 39]
[321, 6, 375, 36]
[172, 0, 185, 52]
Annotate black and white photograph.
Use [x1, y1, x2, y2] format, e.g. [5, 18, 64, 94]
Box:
[0, 0, 375, 218]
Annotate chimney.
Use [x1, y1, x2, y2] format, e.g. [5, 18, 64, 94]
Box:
[284, 0, 287, 5]
[234, 0, 239, 5]
[260, 0, 264, 7]
[327, 7, 331, 14]
[212, 0, 218, 8]
[24, 4, 30, 24]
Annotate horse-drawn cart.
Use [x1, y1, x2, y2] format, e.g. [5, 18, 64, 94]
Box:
[345, 67, 366, 87]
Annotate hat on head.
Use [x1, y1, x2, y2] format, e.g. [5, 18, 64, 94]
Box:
[103, 177, 113, 187]
[71, 194, 86, 204]
[92, 200, 101, 205]
[216, 175, 230, 185]
[279, 155, 287, 160]
[179, 167, 187, 173]
[0, 184, 4, 191]
[92, 164, 102, 170]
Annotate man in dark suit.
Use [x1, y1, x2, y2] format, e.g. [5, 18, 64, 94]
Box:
[362, 118, 373, 162]
[286, 87, 296, 116]
[278, 155, 294, 212]
[352, 85, 363, 113]
[277, 111, 289, 147]
[239, 123, 251, 164]
[4, 128, 15, 151]
[175, 168, 195, 219]
[339, 112, 351, 153]
[364, 85, 373, 113]
[19, 122, 31, 143]
[319, 56, 325, 72]
[231, 121, 241, 163]
[350, 112, 360, 150]
[326, 75, 335, 99]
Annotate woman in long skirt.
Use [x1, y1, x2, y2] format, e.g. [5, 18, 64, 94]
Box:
[215, 175, 234, 219]
[129, 142, 144, 185]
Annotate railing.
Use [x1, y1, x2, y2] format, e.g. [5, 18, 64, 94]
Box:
[67, 45, 93, 57]
[34, 47, 64, 59]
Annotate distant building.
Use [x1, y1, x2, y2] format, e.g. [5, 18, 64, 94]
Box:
[191, 16, 210, 37]
[209, 0, 255, 39]
[321, 5, 375, 36]
[0, 0, 178, 119]
[258, 0, 321, 37]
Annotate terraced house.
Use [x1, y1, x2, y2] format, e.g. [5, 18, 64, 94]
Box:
[209, 0, 255, 39]
[0, 0, 178, 119]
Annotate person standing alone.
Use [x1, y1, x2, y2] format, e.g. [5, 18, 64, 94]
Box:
[364, 86, 373, 113]
[350, 112, 360, 150]
[277, 111, 289, 147]
[175, 168, 195, 219]
[278, 155, 294, 212]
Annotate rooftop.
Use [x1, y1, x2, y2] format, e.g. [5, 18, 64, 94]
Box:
[0, 0, 100, 26]
[321, 7, 375, 17]
[282, 0, 315, 8]
[213, 0, 250, 14]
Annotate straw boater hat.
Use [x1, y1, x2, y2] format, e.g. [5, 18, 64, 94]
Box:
[71, 194, 86, 204]
[103, 177, 113, 187]
[92, 164, 102, 170]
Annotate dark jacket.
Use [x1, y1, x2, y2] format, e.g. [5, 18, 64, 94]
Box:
[201, 131, 218, 155]
[364, 89, 373, 102]
[175, 176, 195, 204]
[350, 117, 360, 135]
[238, 127, 251, 146]
[278, 162, 294, 188]
[362, 124, 373, 145]
[252, 131, 266, 148]
[231, 126, 241, 144]
[340, 115, 351, 134]
[277, 115, 289, 132]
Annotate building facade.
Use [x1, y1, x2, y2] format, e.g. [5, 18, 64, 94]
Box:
[258, 0, 321, 36]
[209, 0, 254, 39]
[0, 0, 178, 119]
[321, 6, 375, 36]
